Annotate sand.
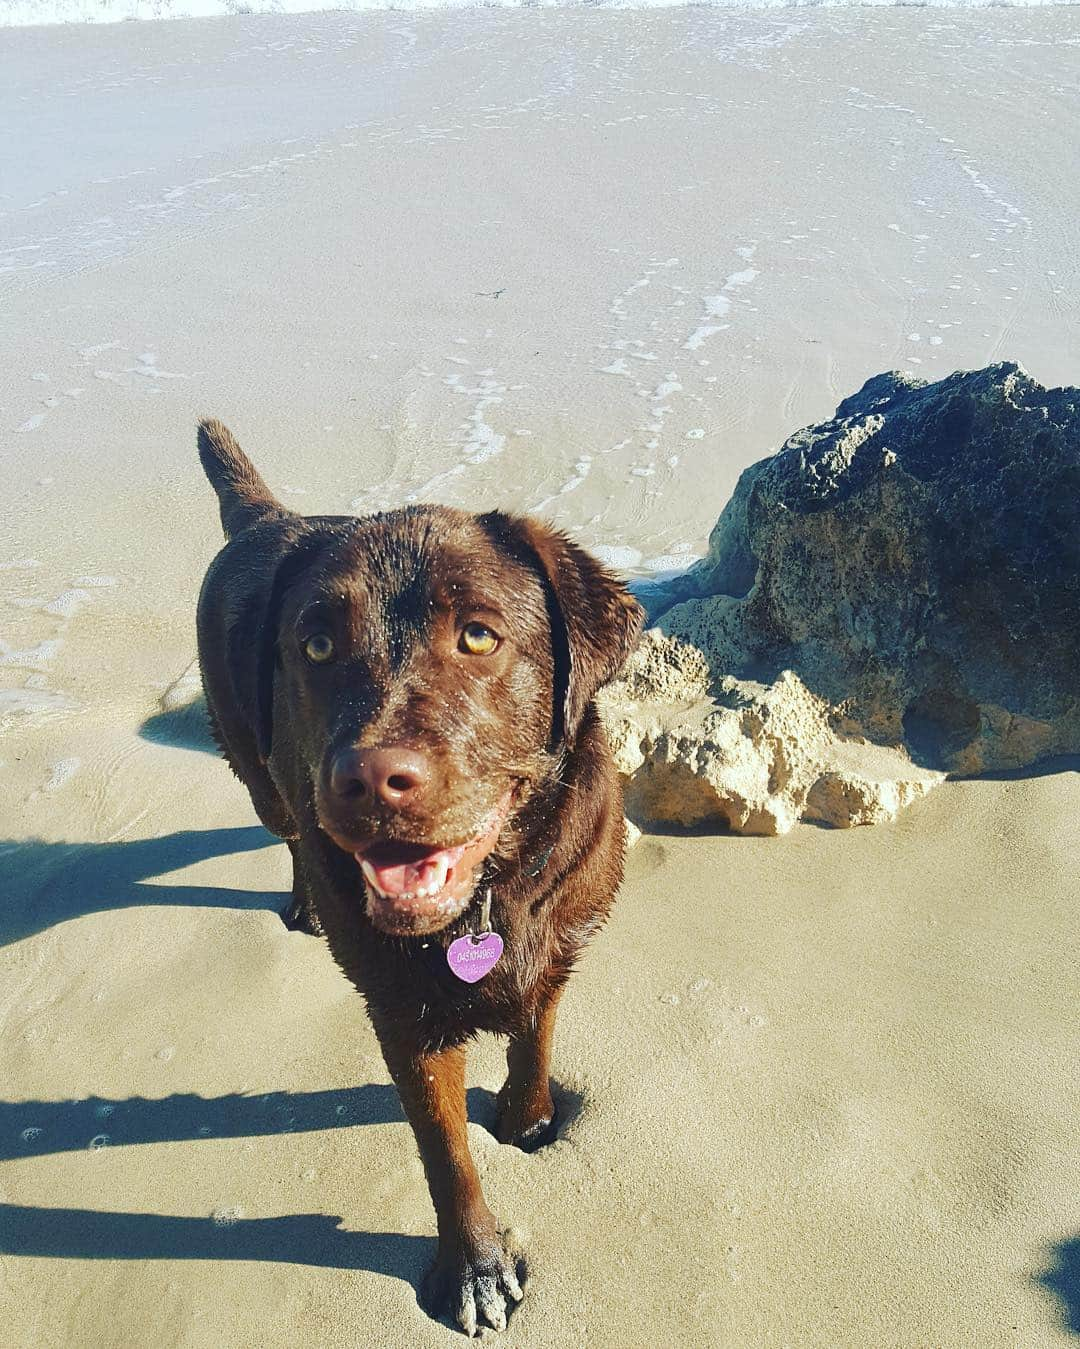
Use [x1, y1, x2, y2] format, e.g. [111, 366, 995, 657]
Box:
[1, 6, 1078, 1345]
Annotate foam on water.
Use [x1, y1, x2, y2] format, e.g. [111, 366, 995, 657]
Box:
[42, 589, 91, 619]
[0, 688, 76, 716]
[591, 544, 644, 570]
[0, 638, 64, 671]
[0, 0, 1068, 26]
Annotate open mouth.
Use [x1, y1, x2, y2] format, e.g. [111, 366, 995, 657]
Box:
[358, 839, 467, 904]
[352, 796, 511, 935]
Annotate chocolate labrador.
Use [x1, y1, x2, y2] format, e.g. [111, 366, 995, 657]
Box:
[195, 420, 644, 1334]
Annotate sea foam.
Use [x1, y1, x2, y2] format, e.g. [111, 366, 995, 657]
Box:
[0, 0, 1068, 28]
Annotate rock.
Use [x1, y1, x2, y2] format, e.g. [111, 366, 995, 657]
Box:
[600, 363, 1079, 834]
[599, 632, 943, 834]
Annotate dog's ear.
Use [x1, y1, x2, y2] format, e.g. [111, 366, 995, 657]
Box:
[198, 418, 286, 540]
[484, 514, 645, 746]
[220, 529, 331, 762]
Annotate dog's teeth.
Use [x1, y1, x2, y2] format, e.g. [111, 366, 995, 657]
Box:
[359, 854, 455, 905]
[360, 859, 387, 897]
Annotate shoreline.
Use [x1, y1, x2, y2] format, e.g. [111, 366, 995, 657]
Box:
[5, 0, 1079, 31]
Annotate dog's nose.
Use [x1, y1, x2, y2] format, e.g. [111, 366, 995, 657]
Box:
[328, 746, 432, 807]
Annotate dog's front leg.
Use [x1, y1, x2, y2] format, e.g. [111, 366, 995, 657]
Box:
[380, 1037, 523, 1336]
[496, 988, 564, 1152]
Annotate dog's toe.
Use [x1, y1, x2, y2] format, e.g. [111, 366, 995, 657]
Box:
[424, 1236, 524, 1337]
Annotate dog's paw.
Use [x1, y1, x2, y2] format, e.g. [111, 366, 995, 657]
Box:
[495, 1083, 559, 1152]
[423, 1235, 524, 1336]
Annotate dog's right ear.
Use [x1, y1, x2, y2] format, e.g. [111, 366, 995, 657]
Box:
[198, 418, 286, 540]
[199, 515, 331, 770]
[224, 530, 332, 762]
[197, 418, 320, 761]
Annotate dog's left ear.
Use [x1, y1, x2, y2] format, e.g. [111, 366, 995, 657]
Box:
[485, 514, 645, 746]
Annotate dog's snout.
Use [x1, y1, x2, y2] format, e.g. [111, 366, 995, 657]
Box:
[329, 745, 432, 808]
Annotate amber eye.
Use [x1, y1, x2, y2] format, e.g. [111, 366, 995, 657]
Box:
[460, 622, 500, 656]
[303, 633, 335, 664]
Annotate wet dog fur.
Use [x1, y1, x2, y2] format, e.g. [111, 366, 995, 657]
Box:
[195, 419, 644, 1335]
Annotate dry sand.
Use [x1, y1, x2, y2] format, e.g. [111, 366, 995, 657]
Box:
[2, 7, 1078, 1346]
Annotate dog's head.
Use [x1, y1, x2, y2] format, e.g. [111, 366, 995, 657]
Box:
[200, 426, 643, 936]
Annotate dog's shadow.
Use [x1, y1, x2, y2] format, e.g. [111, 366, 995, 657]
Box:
[2, 1084, 516, 1164]
[0, 1201, 430, 1283]
[0, 1088, 430, 1282]
[1040, 1236, 1080, 1336]
[140, 694, 218, 755]
[0, 694, 286, 948]
[0, 824, 284, 948]
[0, 1081, 526, 1302]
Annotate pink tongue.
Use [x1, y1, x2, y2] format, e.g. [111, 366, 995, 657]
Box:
[363, 845, 464, 899]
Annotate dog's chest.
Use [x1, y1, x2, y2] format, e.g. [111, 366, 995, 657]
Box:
[381, 933, 539, 1046]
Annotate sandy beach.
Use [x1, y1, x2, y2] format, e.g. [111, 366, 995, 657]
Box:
[2, 6, 1079, 1345]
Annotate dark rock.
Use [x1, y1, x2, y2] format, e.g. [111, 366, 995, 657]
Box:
[603, 364, 1080, 833]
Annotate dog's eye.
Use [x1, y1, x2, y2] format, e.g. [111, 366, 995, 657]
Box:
[303, 633, 336, 664]
[460, 622, 500, 656]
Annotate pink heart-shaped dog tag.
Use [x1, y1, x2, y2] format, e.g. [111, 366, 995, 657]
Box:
[447, 932, 504, 983]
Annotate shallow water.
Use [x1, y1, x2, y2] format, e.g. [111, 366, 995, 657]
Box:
[3, 0, 1076, 31]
